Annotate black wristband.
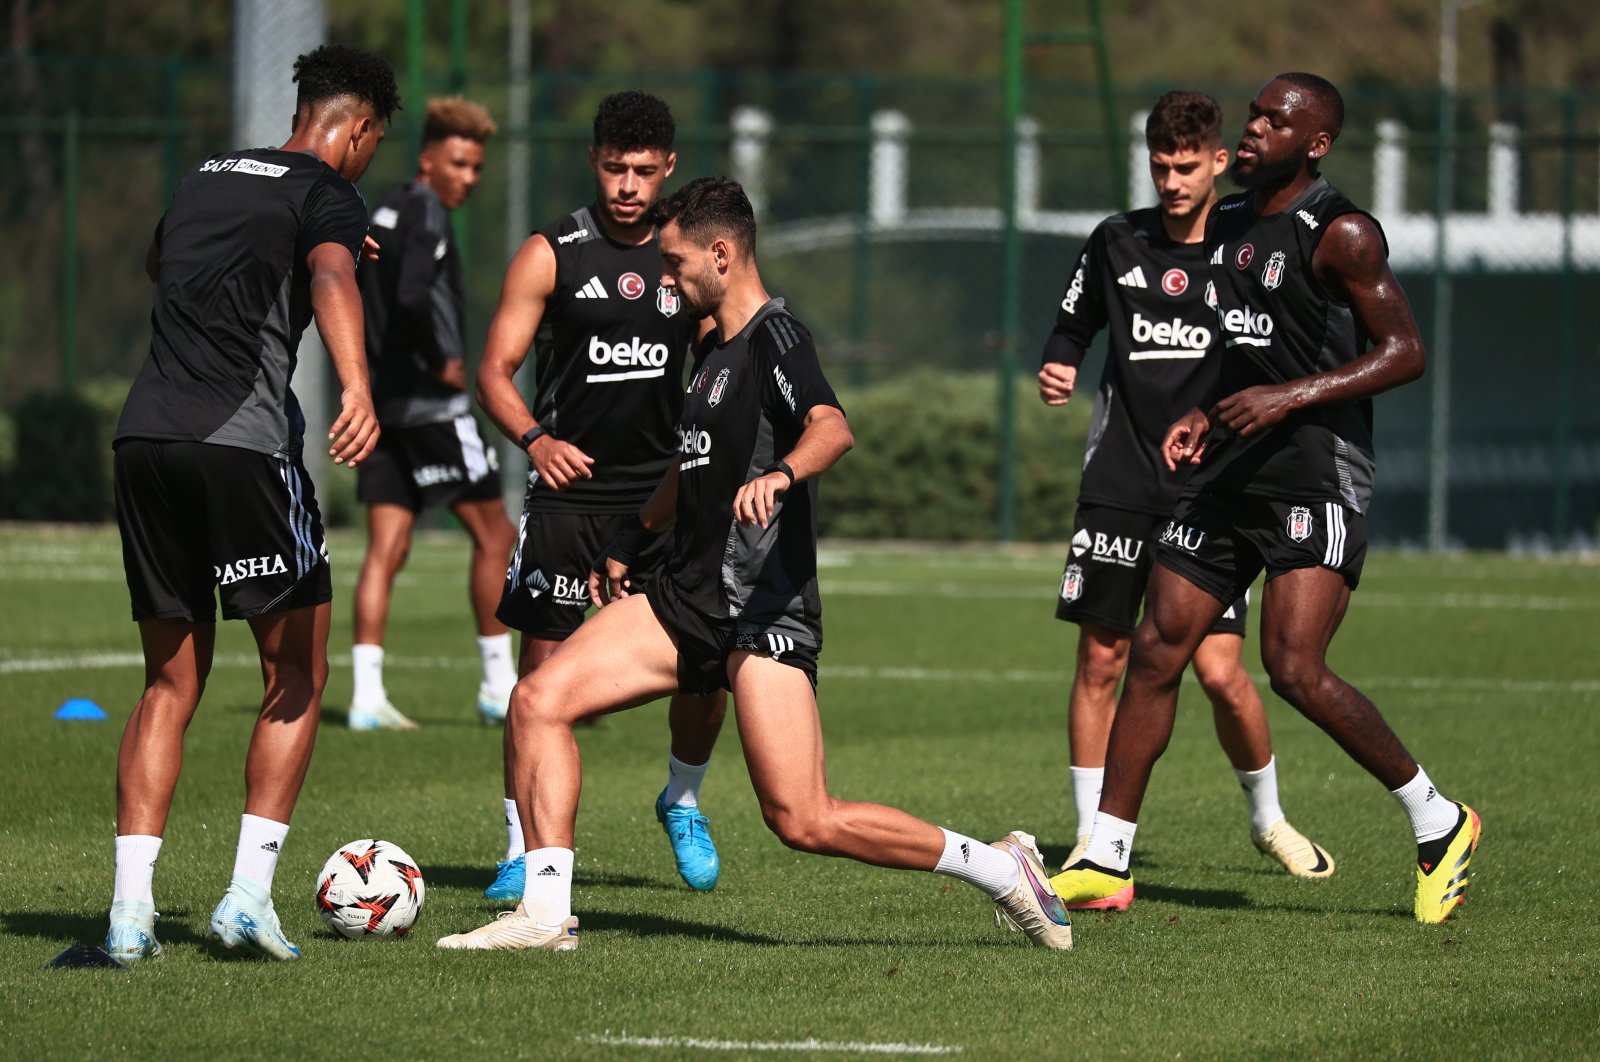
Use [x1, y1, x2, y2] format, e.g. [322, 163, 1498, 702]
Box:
[592, 513, 663, 575]
[762, 460, 795, 486]
[518, 425, 547, 450]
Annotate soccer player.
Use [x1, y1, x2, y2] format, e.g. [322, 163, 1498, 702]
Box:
[473, 92, 724, 901]
[348, 96, 517, 731]
[437, 176, 1074, 953]
[1039, 91, 1332, 883]
[1053, 74, 1480, 924]
[104, 45, 398, 962]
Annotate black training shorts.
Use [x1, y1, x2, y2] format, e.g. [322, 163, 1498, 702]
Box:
[1056, 504, 1247, 636]
[1156, 491, 1368, 606]
[645, 575, 821, 697]
[114, 439, 332, 622]
[496, 509, 676, 639]
[356, 414, 501, 512]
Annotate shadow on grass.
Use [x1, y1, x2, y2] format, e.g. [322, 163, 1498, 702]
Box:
[3, 908, 210, 951]
[422, 864, 669, 892]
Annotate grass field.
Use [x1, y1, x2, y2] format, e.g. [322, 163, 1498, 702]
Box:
[1, 524, 1596, 1058]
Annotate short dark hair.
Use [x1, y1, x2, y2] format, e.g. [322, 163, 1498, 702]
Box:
[1145, 91, 1223, 153]
[593, 91, 675, 153]
[423, 96, 497, 144]
[293, 44, 401, 125]
[650, 176, 756, 255]
[1274, 71, 1344, 141]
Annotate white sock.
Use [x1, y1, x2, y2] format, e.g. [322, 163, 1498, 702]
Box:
[662, 753, 711, 808]
[1082, 812, 1138, 873]
[1235, 756, 1286, 836]
[521, 846, 574, 924]
[478, 633, 517, 695]
[231, 814, 290, 891]
[113, 834, 163, 904]
[351, 643, 386, 708]
[503, 798, 525, 861]
[1069, 765, 1103, 841]
[933, 829, 1020, 898]
[1391, 766, 1458, 843]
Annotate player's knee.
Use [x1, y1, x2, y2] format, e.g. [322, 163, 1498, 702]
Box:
[1077, 641, 1128, 693]
[261, 655, 325, 710]
[1193, 654, 1246, 700]
[1127, 621, 1186, 686]
[762, 802, 831, 854]
[1263, 651, 1326, 708]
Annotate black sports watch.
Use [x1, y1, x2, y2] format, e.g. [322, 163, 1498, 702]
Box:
[518, 425, 547, 450]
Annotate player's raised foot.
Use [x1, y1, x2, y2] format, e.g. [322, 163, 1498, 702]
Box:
[347, 699, 419, 731]
[436, 910, 579, 951]
[655, 789, 719, 891]
[1252, 818, 1336, 880]
[1060, 835, 1090, 873]
[105, 899, 162, 963]
[208, 877, 300, 960]
[990, 831, 1073, 950]
[1415, 803, 1481, 925]
[1049, 859, 1134, 912]
[477, 685, 510, 726]
[483, 855, 525, 902]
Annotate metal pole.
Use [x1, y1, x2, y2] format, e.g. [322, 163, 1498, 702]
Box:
[1088, 0, 1127, 210]
[501, 0, 533, 511]
[1552, 90, 1578, 547]
[998, 0, 1024, 541]
[1427, 0, 1459, 550]
[60, 109, 80, 392]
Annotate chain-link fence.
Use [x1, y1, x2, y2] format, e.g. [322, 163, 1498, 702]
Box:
[3, 60, 1596, 546]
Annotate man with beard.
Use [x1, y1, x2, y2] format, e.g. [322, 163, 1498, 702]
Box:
[1038, 90, 1332, 893]
[1052, 73, 1480, 925]
[473, 91, 724, 902]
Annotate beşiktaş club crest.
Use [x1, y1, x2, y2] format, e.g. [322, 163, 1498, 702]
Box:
[1287, 505, 1313, 542]
[707, 367, 731, 407]
[657, 285, 680, 317]
[1262, 250, 1287, 291]
[1060, 564, 1085, 603]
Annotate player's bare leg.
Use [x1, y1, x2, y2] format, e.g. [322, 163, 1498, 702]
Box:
[349, 504, 418, 729]
[1194, 630, 1334, 879]
[242, 602, 330, 823]
[1063, 620, 1129, 863]
[449, 496, 516, 638]
[116, 619, 216, 836]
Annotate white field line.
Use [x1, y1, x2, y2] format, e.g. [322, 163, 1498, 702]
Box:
[3, 649, 1596, 695]
[578, 1034, 961, 1055]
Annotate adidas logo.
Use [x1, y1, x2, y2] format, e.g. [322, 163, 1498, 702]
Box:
[536, 865, 561, 877]
[959, 842, 971, 863]
[575, 276, 608, 299]
[1210, 245, 1224, 265]
[1116, 266, 1147, 288]
[259, 840, 280, 852]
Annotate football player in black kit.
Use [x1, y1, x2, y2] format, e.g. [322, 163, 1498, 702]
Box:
[1039, 92, 1332, 902]
[349, 96, 518, 732]
[474, 92, 724, 902]
[1054, 74, 1480, 925]
[105, 45, 398, 962]
[437, 177, 1075, 953]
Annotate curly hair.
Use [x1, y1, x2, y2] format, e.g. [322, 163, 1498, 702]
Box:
[424, 96, 497, 144]
[649, 176, 756, 255]
[1144, 91, 1223, 154]
[593, 91, 675, 153]
[293, 44, 401, 125]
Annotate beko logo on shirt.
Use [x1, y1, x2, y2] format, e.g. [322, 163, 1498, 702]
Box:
[586, 336, 669, 383]
[200, 157, 290, 178]
[1060, 263, 1086, 315]
[1219, 306, 1275, 348]
[1129, 312, 1211, 359]
[215, 554, 288, 585]
[678, 426, 712, 471]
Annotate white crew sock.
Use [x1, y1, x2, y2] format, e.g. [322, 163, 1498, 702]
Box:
[1235, 756, 1287, 836]
[478, 633, 517, 696]
[1391, 766, 1458, 843]
[521, 846, 574, 924]
[351, 643, 386, 709]
[1082, 812, 1138, 873]
[113, 834, 163, 904]
[661, 753, 711, 808]
[231, 814, 290, 891]
[1070, 766, 1104, 842]
[503, 798, 526, 862]
[933, 829, 1020, 898]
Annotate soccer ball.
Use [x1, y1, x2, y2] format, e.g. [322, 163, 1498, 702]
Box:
[315, 839, 425, 939]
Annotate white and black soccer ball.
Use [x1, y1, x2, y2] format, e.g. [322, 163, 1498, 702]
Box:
[315, 839, 425, 939]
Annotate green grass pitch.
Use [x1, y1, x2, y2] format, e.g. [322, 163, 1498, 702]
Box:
[1, 524, 1596, 1058]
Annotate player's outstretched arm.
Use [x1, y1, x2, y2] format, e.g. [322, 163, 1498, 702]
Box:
[475, 233, 595, 489]
[307, 241, 379, 467]
[1211, 214, 1425, 438]
[734, 405, 853, 529]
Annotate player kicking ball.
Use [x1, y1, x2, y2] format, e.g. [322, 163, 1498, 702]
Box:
[436, 177, 1073, 952]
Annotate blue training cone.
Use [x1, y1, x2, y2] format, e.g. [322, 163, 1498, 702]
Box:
[54, 698, 107, 722]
